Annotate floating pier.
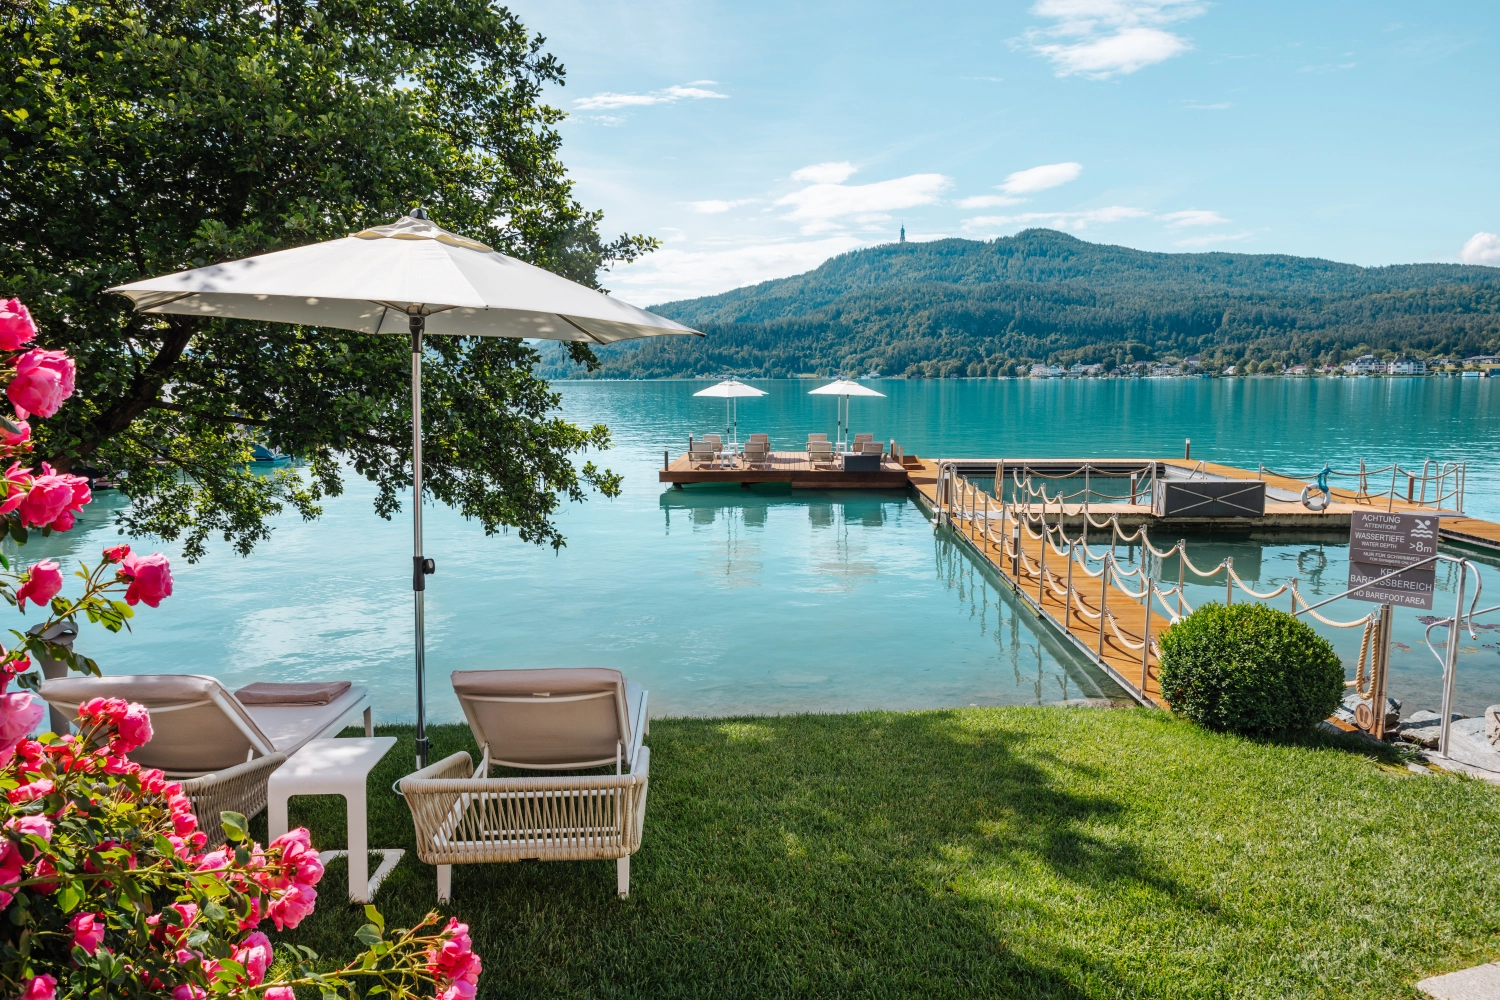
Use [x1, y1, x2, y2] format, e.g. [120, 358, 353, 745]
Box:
[660, 450, 914, 489]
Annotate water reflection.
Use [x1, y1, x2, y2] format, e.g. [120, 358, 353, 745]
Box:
[932, 527, 1128, 705]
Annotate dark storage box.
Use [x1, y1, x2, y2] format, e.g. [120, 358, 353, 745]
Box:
[842, 452, 881, 472]
[1152, 479, 1265, 517]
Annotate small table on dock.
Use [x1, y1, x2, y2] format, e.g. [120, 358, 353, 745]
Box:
[268, 737, 404, 903]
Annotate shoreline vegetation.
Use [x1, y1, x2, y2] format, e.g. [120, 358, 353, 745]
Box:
[281, 712, 1500, 999]
[542, 229, 1500, 381]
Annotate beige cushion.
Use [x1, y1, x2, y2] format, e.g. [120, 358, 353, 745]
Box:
[452, 668, 644, 770]
[236, 681, 350, 705]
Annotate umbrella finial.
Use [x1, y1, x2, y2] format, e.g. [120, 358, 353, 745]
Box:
[410, 206, 428, 220]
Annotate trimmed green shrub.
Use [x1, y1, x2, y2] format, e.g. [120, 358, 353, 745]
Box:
[1156, 602, 1345, 736]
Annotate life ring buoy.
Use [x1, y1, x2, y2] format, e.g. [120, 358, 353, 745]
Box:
[1301, 484, 1331, 511]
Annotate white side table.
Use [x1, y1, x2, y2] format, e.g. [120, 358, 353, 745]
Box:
[267, 737, 404, 902]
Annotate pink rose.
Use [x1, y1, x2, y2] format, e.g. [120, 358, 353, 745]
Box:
[119, 551, 172, 607]
[16, 463, 89, 530]
[428, 917, 482, 999]
[70, 911, 106, 954]
[0, 417, 29, 446]
[0, 461, 32, 515]
[0, 300, 37, 352]
[0, 691, 43, 767]
[20, 974, 55, 1000]
[103, 543, 130, 564]
[234, 931, 273, 985]
[7, 348, 75, 420]
[7, 778, 52, 804]
[112, 701, 153, 754]
[264, 989, 297, 1000]
[15, 559, 62, 611]
[170, 985, 205, 1000]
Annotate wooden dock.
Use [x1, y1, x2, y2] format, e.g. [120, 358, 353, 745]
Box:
[907, 461, 1170, 707]
[660, 451, 912, 489]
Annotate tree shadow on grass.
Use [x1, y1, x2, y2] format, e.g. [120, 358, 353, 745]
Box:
[269, 713, 1205, 999]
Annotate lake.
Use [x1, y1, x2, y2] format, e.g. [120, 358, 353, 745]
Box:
[17, 376, 1500, 724]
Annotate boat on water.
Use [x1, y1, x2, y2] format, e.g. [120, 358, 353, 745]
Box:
[250, 443, 292, 464]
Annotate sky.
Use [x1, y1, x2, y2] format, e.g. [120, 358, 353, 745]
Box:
[502, 0, 1500, 306]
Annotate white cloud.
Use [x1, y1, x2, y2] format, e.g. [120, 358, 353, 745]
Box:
[776, 173, 952, 234]
[607, 237, 868, 304]
[1160, 209, 1229, 228]
[574, 83, 728, 111]
[1460, 232, 1500, 266]
[1183, 101, 1231, 110]
[961, 206, 1148, 234]
[1001, 161, 1083, 194]
[1025, 0, 1205, 79]
[791, 161, 858, 184]
[1173, 232, 1251, 248]
[686, 199, 754, 214]
[957, 194, 1027, 209]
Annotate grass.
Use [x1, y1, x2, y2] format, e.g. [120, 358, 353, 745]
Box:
[263, 708, 1500, 999]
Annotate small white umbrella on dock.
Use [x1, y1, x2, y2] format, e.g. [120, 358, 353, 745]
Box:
[692, 378, 766, 449]
[809, 378, 885, 451]
[108, 212, 703, 767]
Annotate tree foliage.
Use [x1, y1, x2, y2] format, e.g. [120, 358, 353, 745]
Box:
[0, 0, 655, 558]
[547, 230, 1500, 379]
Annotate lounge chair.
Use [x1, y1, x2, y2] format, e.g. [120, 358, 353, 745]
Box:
[857, 439, 885, 455]
[400, 668, 650, 900]
[702, 434, 723, 457]
[853, 433, 874, 449]
[688, 438, 716, 468]
[39, 675, 369, 847]
[743, 438, 770, 468]
[807, 435, 834, 466]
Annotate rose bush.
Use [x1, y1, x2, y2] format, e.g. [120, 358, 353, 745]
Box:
[0, 299, 481, 997]
[0, 695, 479, 998]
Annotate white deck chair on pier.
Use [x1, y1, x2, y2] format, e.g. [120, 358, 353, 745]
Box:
[806, 434, 834, 466]
[39, 674, 369, 846]
[400, 668, 650, 900]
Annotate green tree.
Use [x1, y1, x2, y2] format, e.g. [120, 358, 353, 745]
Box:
[0, 0, 657, 558]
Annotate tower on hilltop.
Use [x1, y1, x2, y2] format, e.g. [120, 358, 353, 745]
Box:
[899, 224, 906, 243]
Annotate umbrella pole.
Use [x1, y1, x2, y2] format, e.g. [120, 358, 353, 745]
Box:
[410, 315, 431, 769]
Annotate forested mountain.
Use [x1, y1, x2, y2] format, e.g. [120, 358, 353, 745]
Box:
[540, 229, 1500, 379]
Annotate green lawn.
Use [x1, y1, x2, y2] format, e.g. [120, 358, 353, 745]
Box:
[265, 709, 1500, 999]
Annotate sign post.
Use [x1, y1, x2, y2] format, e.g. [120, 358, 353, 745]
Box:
[1345, 511, 1439, 737]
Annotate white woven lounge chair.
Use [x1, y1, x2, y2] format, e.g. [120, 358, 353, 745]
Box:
[39, 675, 369, 846]
[400, 668, 650, 900]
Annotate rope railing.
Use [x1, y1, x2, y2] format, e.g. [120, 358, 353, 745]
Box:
[1257, 459, 1466, 513]
[936, 467, 1396, 700]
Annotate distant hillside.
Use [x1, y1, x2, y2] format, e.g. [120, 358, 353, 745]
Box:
[538, 230, 1500, 379]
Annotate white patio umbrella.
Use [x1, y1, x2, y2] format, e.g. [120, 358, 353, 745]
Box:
[108, 212, 703, 766]
[691, 378, 766, 449]
[808, 378, 886, 451]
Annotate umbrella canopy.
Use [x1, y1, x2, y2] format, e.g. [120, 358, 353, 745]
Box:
[108, 213, 703, 768]
[692, 379, 767, 449]
[808, 379, 886, 450]
[110, 214, 697, 342]
[808, 378, 886, 398]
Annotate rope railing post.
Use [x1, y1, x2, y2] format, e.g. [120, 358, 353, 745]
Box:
[1097, 557, 1109, 657]
[1387, 464, 1398, 513]
[1065, 540, 1075, 631]
[1038, 524, 1047, 604]
[1141, 579, 1152, 689]
[1176, 540, 1186, 618]
[1225, 557, 1233, 606]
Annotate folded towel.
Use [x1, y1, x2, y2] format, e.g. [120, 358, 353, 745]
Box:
[235, 681, 351, 706]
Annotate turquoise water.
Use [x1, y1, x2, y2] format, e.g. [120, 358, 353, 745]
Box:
[14, 377, 1500, 723]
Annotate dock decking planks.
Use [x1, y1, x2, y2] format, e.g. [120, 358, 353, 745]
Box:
[909, 469, 1170, 707]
